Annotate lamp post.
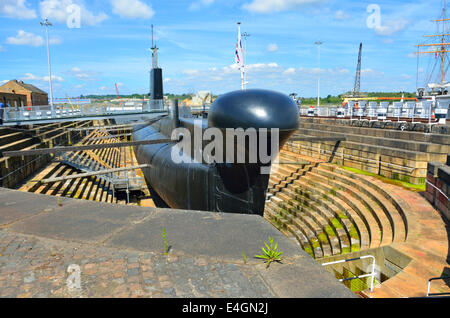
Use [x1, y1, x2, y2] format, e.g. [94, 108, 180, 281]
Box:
[315, 41, 323, 108]
[40, 18, 54, 109]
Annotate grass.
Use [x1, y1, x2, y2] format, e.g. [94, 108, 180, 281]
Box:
[340, 166, 426, 192]
[162, 228, 169, 255]
[325, 225, 336, 237]
[254, 237, 283, 268]
[317, 233, 328, 244]
[349, 225, 360, 240]
[303, 245, 314, 257]
[331, 218, 344, 229]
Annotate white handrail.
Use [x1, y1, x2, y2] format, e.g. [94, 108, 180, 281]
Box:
[322, 255, 376, 292]
[427, 276, 450, 297]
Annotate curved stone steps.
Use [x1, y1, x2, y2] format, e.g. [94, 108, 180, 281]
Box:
[267, 164, 316, 198]
[274, 191, 333, 257]
[302, 170, 391, 247]
[264, 199, 317, 257]
[281, 186, 352, 253]
[315, 165, 407, 243]
[277, 186, 344, 255]
[291, 178, 367, 250]
[323, 165, 409, 242]
[267, 198, 324, 258]
[292, 177, 374, 249]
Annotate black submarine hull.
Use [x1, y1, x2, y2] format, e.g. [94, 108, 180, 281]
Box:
[133, 89, 299, 216]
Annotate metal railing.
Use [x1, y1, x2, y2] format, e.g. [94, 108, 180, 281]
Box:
[300, 101, 448, 122]
[427, 276, 450, 297]
[322, 255, 376, 292]
[2, 100, 166, 123]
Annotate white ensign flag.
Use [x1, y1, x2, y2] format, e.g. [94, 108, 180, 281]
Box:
[235, 25, 244, 69]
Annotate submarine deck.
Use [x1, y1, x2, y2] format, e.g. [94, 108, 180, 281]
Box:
[0, 187, 355, 298]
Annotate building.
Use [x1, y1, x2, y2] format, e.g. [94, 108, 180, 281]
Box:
[0, 80, 48, 106]
[0, 92, 27, 108]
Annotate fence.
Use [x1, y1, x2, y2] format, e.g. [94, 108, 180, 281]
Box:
[300, 101, 449, 122]
[2, 100, 166, 123]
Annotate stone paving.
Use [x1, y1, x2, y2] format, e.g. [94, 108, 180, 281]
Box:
[0, 230, 275, 298]
[0, 187, 355, 298]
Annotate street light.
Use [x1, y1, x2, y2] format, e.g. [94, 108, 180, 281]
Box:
[40, 18, 54, 109]
[315, 41, 323, 108]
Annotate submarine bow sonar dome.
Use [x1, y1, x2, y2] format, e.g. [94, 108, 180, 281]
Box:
[208, 89, 300, 131]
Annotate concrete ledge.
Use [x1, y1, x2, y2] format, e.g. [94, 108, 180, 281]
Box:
[0, 187, 355, 298]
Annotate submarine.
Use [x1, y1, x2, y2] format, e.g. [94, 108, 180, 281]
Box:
[133, 47, 299, 216]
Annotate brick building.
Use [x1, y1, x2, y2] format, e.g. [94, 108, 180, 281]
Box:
[0, 80, 48, 106]
[0, 92, 27, 108]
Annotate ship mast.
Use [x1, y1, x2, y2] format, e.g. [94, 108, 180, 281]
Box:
[417, 0, 450, 83]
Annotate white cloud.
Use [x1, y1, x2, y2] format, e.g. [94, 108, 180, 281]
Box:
[0, 45, 6, 52]
[111, 0, 154, 19]
[335, 10, 349, 20]
[0, 80, 8, 85]
[267, 43, 279, 52]
[0, 0, 37, 19]
[99, 86, 108, 91]
[6, 31, 44, 47]
[243, 0, 325, 14]
[189, 0, 214, 11]
[182, 69, 200, 76]
[43, 75, 64, 82]
[40, 0, 108, 26]
[6, 30, 61, 46]
[283, 67, 296, 75]
[70, 67, 96, 81]
[374, 18, 408, 36]
[22, 73, 64, 82]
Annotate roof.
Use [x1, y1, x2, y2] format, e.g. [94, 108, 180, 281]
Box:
[0, 80, 47, 95]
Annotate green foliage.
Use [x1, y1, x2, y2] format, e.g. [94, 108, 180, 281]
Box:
[162, 227, 169, 255]
[340, 166, 426, 192]
[299, 91, 416, 106]
[242, 252, 247, 264]
[255, 237, 283, 268]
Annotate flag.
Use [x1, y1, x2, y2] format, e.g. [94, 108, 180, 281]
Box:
[235, 25, 244, 69]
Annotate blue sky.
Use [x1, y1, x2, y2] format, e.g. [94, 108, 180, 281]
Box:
[0, 0, 447, 98]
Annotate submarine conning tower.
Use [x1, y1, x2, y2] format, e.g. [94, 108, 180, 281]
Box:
[133, 89, 300, 216]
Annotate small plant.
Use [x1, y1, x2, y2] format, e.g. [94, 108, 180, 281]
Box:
[162, 227, 169, 255]
[242, 252, 247, 264]
[255, 237, 283, 268]
[57, 197, 63, 207]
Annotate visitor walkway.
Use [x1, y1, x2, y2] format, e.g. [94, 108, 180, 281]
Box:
[1, 102, 167, 126]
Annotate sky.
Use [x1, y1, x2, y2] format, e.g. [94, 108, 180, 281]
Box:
[0, 0, 447, 98]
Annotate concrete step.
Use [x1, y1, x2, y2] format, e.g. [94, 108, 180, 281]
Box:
[304, 170, 393, 247]
[293, 176, 380, 248]
[280, 186, 350, 254]
[266, 199, 322, 258]
[293, 127, 449, 153]
[317, 164, 408, 243]
[264, 203, 313, 254]
[298, 120, 450, 145]
[291, 178, 369, 250]
[275, 190, 338, 257]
